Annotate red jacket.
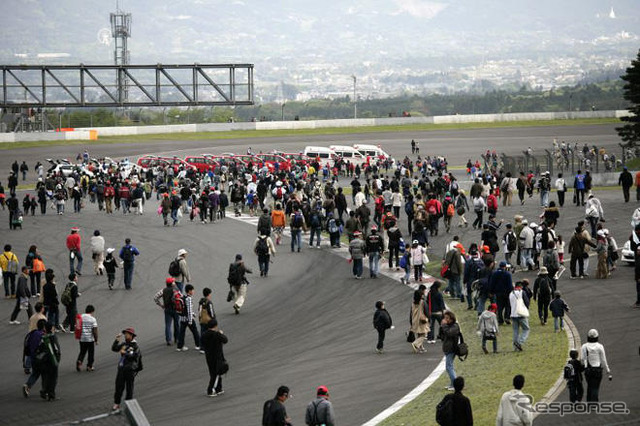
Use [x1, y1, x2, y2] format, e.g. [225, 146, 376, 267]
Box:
[487, 194, 498, 210]
[66, 233, 81, 251]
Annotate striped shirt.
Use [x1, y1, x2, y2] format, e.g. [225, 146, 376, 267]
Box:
[80, 313, 98, 342]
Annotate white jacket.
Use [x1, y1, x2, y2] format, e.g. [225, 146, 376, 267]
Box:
[90, 236, 105, 254]
[496, 389, 533, 426]
[519, 226, 534, 249]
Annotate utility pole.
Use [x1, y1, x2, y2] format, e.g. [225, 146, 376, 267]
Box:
[351, 75, 357, 119]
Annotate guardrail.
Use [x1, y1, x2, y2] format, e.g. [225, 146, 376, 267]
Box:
[0, 109, 630, 143]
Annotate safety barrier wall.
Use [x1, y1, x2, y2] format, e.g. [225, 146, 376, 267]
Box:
[1, 110, 630, 143]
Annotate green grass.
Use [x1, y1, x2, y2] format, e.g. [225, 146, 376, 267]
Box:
[380, 299, 568, 426]
[0, 117, 617, 150]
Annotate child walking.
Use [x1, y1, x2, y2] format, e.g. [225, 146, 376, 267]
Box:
[373, 301, 393, 354]
[399, 250, 411, 284]
[565, 349, 585, 403]
[477, 303, 499, 354]
[549, 291, 570, 332]
[103, 248, 119, 290]
[410, 240, 426, 282]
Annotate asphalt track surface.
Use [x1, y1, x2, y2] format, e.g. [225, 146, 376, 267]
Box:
[1, 122, 639, 425]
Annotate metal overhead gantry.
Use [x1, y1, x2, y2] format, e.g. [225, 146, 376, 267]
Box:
[0, 63, 254, 108]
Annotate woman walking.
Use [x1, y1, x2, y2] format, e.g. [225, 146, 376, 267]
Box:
[441, 310, 461, 391]
[409, 289, 429, 353]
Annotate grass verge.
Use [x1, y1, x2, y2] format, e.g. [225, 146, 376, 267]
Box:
[0, 117, 617, 150]
[379, 298, 568, 426]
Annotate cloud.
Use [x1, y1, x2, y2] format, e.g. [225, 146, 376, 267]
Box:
[392, 0, 448, 19]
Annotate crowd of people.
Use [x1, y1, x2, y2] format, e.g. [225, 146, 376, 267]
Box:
[2, 138, 634, 425]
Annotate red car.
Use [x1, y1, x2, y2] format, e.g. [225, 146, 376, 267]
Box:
[185, 155, 219, 173]
[206, 155, 249, 170]
[137, 156, 172, 170]
[279, 152, 310, 168]
[255, 153, 292, 172]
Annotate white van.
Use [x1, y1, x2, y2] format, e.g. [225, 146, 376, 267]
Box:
[352, 144, 391, 161]
[329, 145, 367, 166]
[303, 146, 338, 167]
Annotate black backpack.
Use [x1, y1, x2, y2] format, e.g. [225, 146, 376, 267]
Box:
[505, 231, 517, 252]
[227, 262, 241, 286]
[256, 238, 269, 256]
[121, 246, 134, 263]
[168, 258, 181, 277]
[564, 361, 576, 380]
[436, 394, 455, 426]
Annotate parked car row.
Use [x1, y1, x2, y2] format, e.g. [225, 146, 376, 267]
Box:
[135, 144, 393, 174]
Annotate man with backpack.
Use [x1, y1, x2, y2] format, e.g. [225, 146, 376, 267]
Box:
[257, 208, 272, 237]
[119, 238, 140, 290]
[365, 225, 384, 278]
[308, 207, 323, 248]
[463, 249, 484, 311]
[290, 206, 306, 252]
[436, 376, 473, 426]
[23, 318, 46, 397]
[60, 273, 80, 333]
[227, 254, 252, 315]
[153, 277, 181, 346]
[305, 386, 336, 426]
[254, 232, 276, 277]
[532, 267, 552, 326]
[168, 249, 190, 294]
[502, 224, 517, 267]
[442, 193, 455, 233]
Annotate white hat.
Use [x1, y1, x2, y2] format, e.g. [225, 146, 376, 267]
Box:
[276, 181, 282, 187]
[178, 248, 188, 256]
[106, 248, 115, 254]
[603, 229, 610, 235]
[529, 222, 537, 228]
[597, 230, 605, 237]
[588, 329, 599, 339]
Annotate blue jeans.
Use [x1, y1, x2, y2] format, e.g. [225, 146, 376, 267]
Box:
[476, 295, 488, 316]
[520, 248, 534, 269]
[512, 317, 530, 346]
[175, 281, 184, 294]
[177, 320, 200, 349]
[554, 316, 564, 331]
[121, 199, 130, 214]
[482, 336, 498, 352]
[309, 227, 321, 247]
[449, 275, 461, 299]
[258, 254, 270, 276]
[369, 252, 380, 277]
[69, 250, 83, 275]
[540, 190, 549, 207]
[445, 352, 456, 386]
[123, 263, 134, 289]
[290, 229, 302, 251]
[352, 258, 363, 277]
[164, 310, 179, 344]
[171, 208, 179, 225]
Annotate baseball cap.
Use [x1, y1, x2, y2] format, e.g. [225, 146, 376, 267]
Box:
[317, 385, 329, 396]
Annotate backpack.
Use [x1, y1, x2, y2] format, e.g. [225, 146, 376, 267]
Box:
[3, 253, 18, 274]
[60, 282, 75, 307]
[227, 262, 242, 286]
[399, 254, 408, 269]
[538, 276, 551, 296]
[446, 202, 455, 217]
[310, 212, 320, 228]
[168, 258, 181, 277]
[328, 218, 338, 234]
[256, 237, 269, 256]
[199, 300, 212, 325]
[162, 286, 174, 310]
[427, 203, 437, 215]
[174, 292, 186, 315]
[292, 212, 303, 228]
[505, 231, 517, 252]
[121, 246, 134, 263]
[564, 361, 576, 380]
[276, 187, 283, 199]
[435, 394, 455, 426]
[74, 314, 83, 340]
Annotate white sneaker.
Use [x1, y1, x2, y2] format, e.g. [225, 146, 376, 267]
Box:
[9, 320, 20, 325]
[194, 346, 200, 351]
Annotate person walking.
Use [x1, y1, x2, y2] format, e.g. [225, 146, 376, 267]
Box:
[373, 300, 392, 354]
[555, 173, 567, 207]
[532, 267, 552, 326]
[66, 227, 83, 276]
[176, 284, 201, 352]
[262, 385, 292, 426]
[90, 230, 105, 275]
[201, 319, 228, 397]
[60, 273, 80, 333]
[581, 329, 611, 402]
[76, 304, 98, 372]
[489, 261, 513, 325]
[37, 322, 62, 401]
[227, 254, 252, 314]
[111, 328, 142, 411]
[365, 225, 384, 278]
[271, 203, 286, 245]
[618, 166, 633, 202]
[437, 376, 473, 426]
[2, 244, 19, 298]
[9, 266, 33, 324]
[585, 194, 604, 238]
[23, 318, 46, 397]
[496, 375, 533, 426]
[477, 303, 499, 354]
[254, 232, 276, 277]
[198, 287, 216, 336]
[103, 248, 119, 290]
[305, 386, 336, 426]
[410, 289, 429, 353]
[119, 238, 140, 290]
[441, 310, 460, 391]
[172, 249, 190, 293]
[42, 269, 61, 330]
[348, 231, 366, 279]
[290, 206, 306, 252]
[153, 277, 180, 346]
[509, 282, 530, 351]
